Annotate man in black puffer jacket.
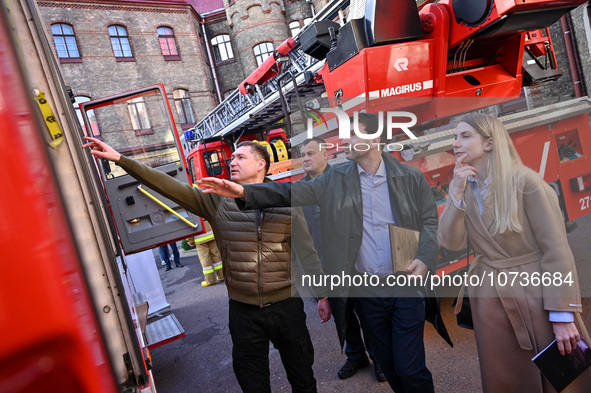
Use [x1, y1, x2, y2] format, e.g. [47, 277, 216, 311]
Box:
[83, 137, 330, 393]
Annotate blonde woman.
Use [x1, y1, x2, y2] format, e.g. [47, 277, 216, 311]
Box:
[438, 113, 590, 392]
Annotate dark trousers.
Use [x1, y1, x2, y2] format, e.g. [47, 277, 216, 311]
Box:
[354, 297, 434, 393]
[229, 297, 317, 393]
[158, 243, 180, 268]
[344, 299, 374, 362]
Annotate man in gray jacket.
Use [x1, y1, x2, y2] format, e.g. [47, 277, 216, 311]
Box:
[83, 137, 330, 393]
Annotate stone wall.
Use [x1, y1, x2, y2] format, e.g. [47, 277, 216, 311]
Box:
[566, 4, 591, 97]
[225, 0, 289, 76]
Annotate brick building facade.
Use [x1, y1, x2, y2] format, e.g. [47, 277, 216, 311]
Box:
[38, 0, 220, 136]
[553, 4, 591, 99]
[37, 0, 326, 138]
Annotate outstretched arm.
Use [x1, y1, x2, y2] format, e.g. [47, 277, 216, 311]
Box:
[200, 171, 328, 211]
[82, 137, 218, 221]
[198, 177, 245, 199]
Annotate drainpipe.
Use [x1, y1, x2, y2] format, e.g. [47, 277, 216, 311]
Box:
[560, 13, 586, 97]
[200, 20, 223, 103]
[307, 0, 316, 17]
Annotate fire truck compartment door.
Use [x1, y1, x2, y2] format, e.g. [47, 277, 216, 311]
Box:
[81, 85, 202, 253]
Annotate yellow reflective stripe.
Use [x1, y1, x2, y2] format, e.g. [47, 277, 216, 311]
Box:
[214, 264, 223, 271]
[194, 233, 215, 243]
[202, 268, 214, 274]
[33, 90, 63, 149]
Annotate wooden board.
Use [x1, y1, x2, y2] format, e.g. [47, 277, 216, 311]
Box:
[389, 224, 420, 273]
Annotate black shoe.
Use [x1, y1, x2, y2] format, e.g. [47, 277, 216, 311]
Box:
[176, 264, 184, 268]
[165, 267, 172, 271]
[337, 357, 370, 379]
[373, 362, 387, 382]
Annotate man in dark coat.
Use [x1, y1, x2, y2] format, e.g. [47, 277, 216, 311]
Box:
[299, 137, 386, 382]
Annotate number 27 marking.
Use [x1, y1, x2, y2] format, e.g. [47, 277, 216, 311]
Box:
[581, 196, 591, 211]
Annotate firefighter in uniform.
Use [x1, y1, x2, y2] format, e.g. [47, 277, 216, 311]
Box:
[190, 220, 224, 287]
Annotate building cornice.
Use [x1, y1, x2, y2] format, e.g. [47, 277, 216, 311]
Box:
[37, 0, 203, 21]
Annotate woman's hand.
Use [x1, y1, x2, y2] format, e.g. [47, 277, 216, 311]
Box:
[82, 137, 121, 162]
[553, 321, 580, 355]
[450, 154, 477, 202]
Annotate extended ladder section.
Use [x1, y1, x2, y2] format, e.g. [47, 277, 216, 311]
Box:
[189, 46, 324, 142]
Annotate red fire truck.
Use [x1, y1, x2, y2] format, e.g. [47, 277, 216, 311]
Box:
[183, 0, 591, 276]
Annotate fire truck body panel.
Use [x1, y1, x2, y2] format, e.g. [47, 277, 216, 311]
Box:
[0, 64, 118, 393]
[0, 1, 127, 391]
[188, 140, 233, 182]
[1, 0, 192, 391]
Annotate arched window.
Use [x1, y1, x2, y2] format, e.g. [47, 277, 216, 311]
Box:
[254, 42, 274, 67]
[211, 34, 234, 63]
[158, 26, 180, 60]
[73, 96, 100, 136]
[173, 89, 196, 128]
[51, 24, 80, 59]
[108, 25, 133, 59]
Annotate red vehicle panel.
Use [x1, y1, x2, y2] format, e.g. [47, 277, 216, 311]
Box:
[0, 20, 117, 392]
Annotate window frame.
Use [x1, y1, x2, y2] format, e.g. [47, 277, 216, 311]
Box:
[158, 26, 181, 61]
[203, 151, 223, 177]
[51, 23, 81, 63]
[289, 21, 301, 37]
[253, 42, 274, 67]
[211, 34, 234, 64]
[173, 89, 196, 130]
[108, 25, 135, 62]
[127, 98, 153, 136]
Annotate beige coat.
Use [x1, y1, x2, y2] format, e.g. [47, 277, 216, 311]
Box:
[438, 169, 590, 393]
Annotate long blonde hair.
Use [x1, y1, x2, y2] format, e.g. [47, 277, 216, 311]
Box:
[458, 113, 529, 235]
